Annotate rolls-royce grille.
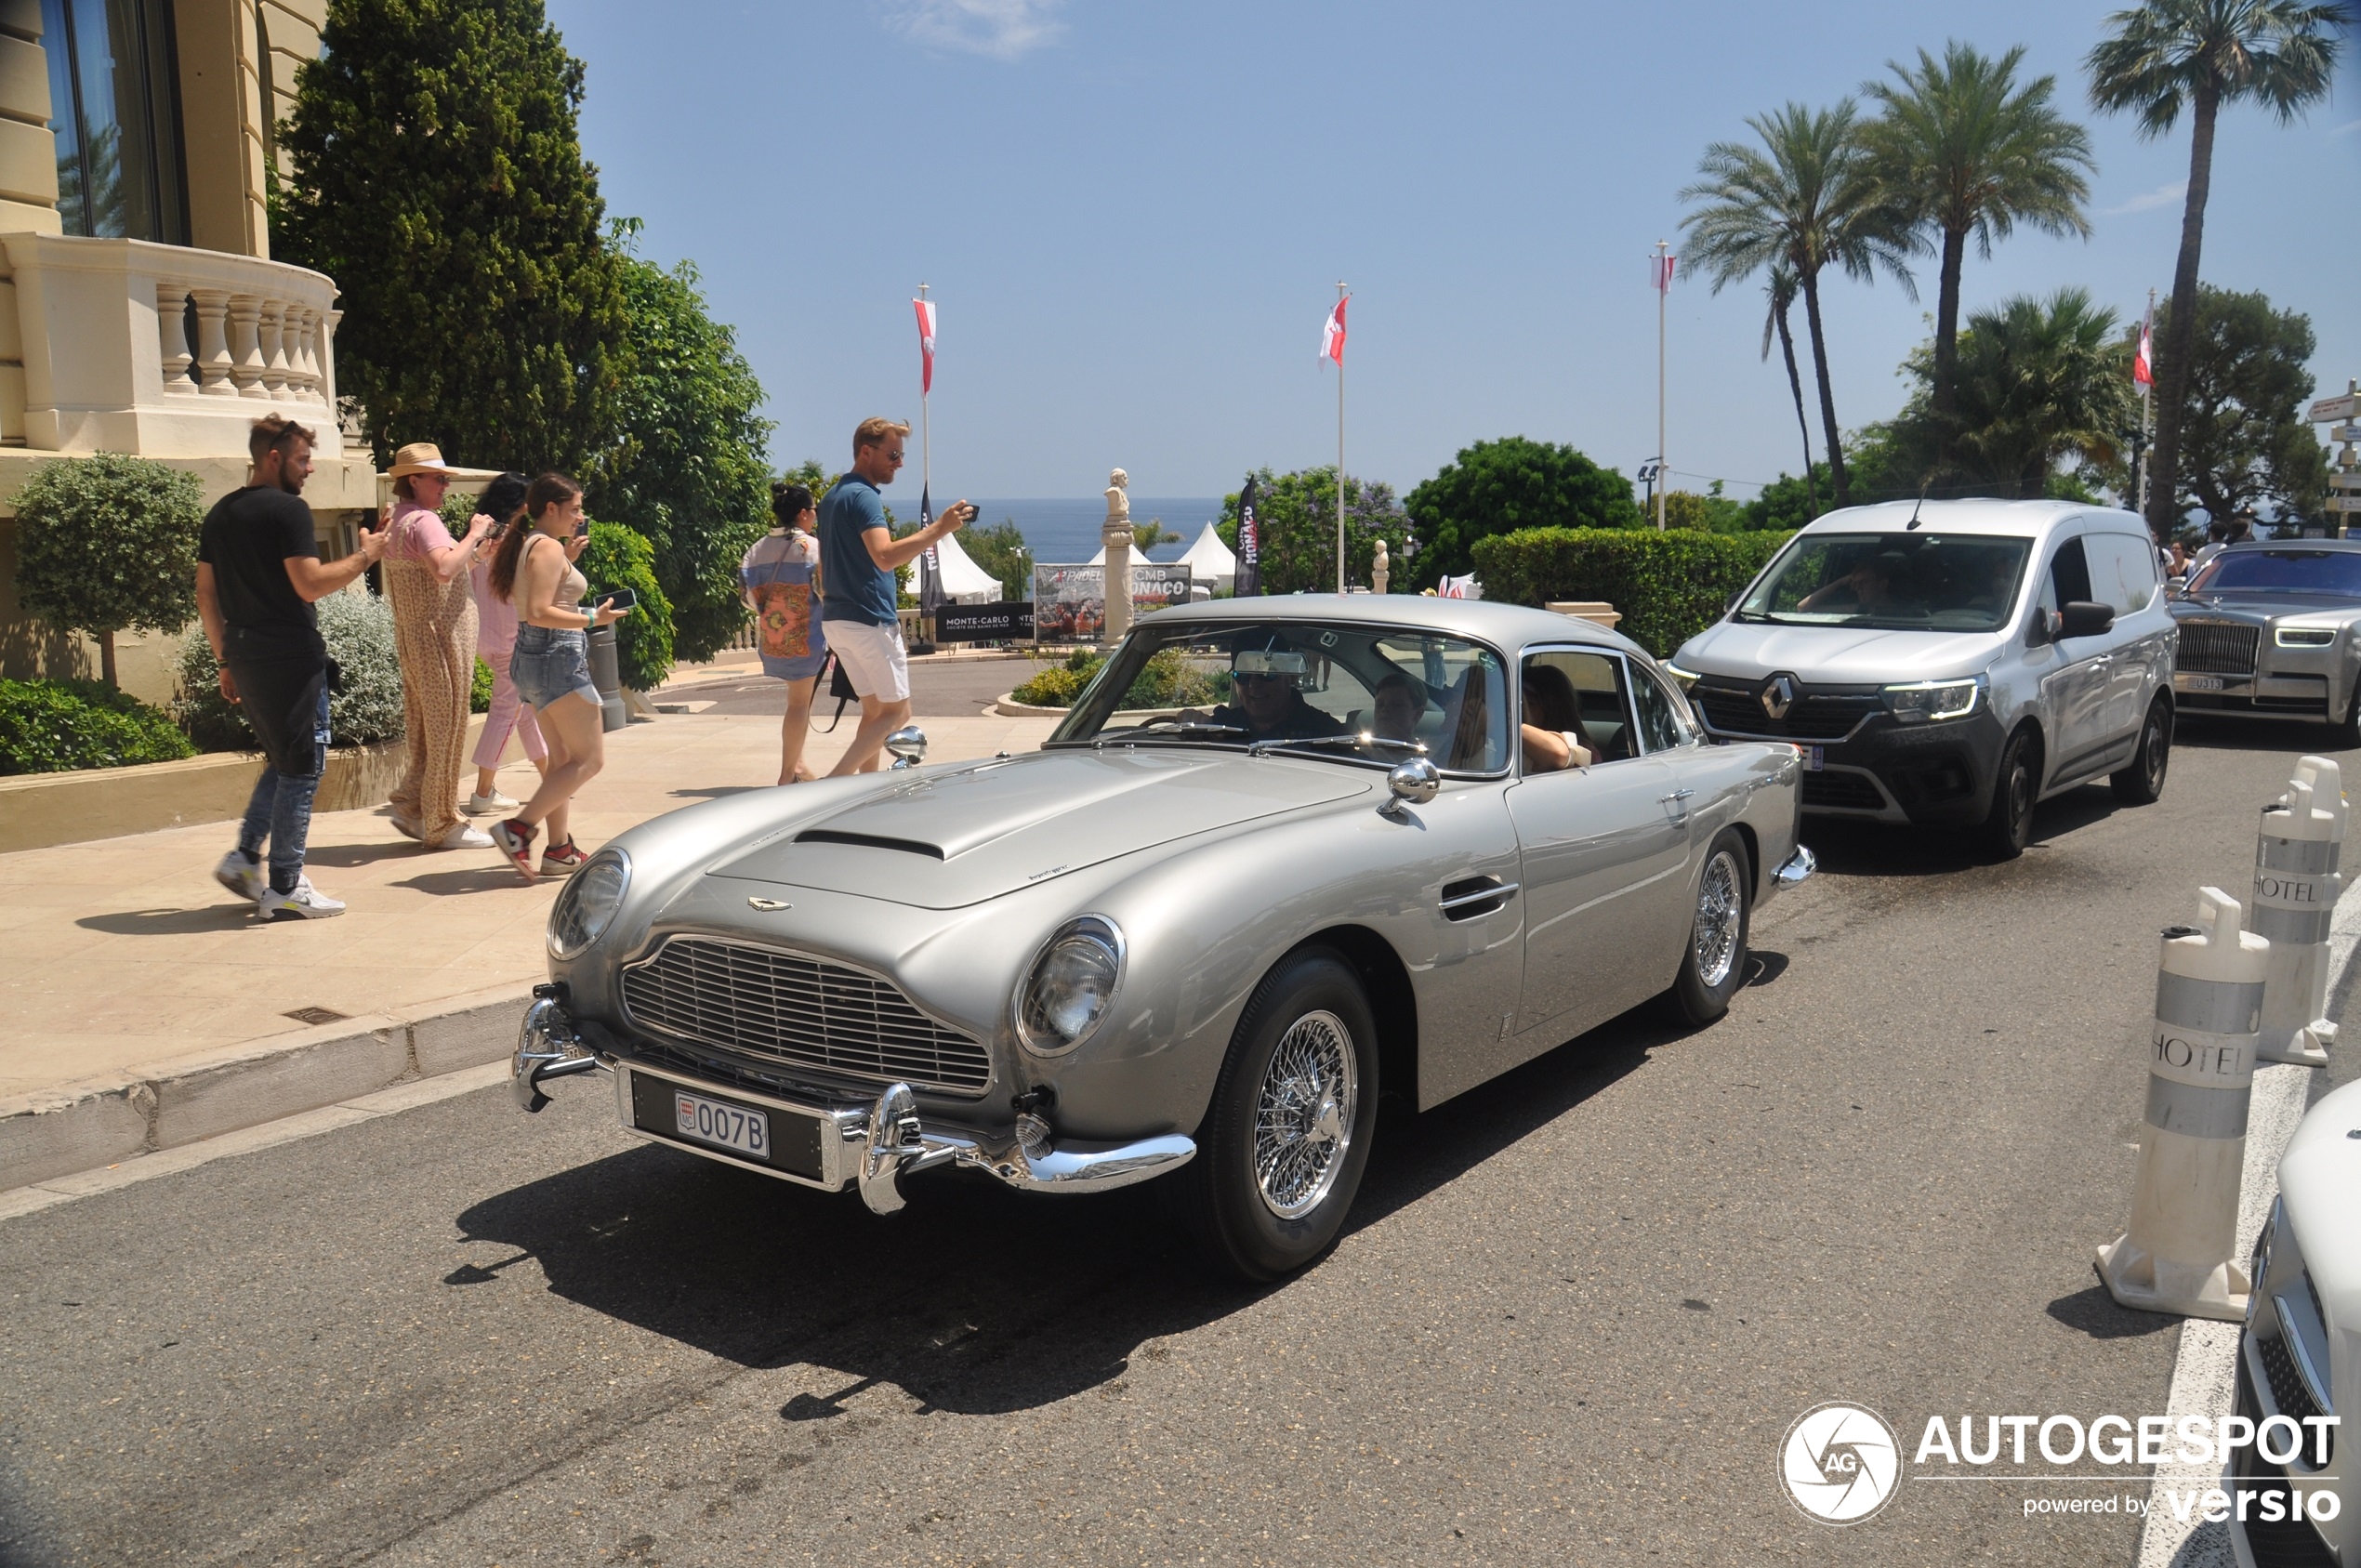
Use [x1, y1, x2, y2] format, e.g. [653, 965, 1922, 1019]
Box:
[621, 937, 991, 1094]
[2176, 621, 2260, 676]
[1695, 688, 1880, 740]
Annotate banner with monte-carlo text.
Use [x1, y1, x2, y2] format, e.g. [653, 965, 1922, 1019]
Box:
[1029, 563, 1194, 641]
[933, 600, 1032, 642]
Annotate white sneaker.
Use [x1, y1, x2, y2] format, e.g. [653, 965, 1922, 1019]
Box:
[389, 812, 422, 842]
[429, 821, 495, 850]
[213, 850, 266, 903]
[258, 876, 345, 920]
[465, 790, 520, 815]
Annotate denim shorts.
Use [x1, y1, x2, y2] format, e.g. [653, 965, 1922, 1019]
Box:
[511, 623, 600, 711]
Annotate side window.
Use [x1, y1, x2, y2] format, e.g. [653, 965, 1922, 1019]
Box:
[1630, 667, 1694, 753]
[1522, 649, 1637, 766]
[2088, 534, 2157, 616]
[2048, 535, 2092, 607]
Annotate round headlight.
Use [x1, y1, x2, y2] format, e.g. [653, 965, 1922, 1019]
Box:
[1015, 916, 1124, 1056]
[547, 849, 630, 959]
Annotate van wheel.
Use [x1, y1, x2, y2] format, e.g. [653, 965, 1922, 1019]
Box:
[1669, 832, 1751, 1025]
[1975, 727, 2039, 862]
[1166, 947, 1379, 1283]
[2110, 698, 2171, 805]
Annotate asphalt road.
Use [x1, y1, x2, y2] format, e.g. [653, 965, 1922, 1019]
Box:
[665, 656, 1035, 719]
[4, 713, 2356, 1567]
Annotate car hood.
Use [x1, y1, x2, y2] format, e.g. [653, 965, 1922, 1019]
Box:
[705, 746, 1372, 909]
[1677, 620, 1999, 684]
[2173, 594, 2361, 619]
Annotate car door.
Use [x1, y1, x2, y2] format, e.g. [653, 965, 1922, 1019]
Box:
[2086, 530, 2167, 743]
[1507, 648, 1692, 1044]
[2034, 533, 2114, 780]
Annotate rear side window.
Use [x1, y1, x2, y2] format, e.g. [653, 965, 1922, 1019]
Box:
[1630, 668, 1695, 753]
[2086, 533, 2158, 616]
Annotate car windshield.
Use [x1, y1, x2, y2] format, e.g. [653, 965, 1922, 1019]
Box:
[1736, 533, 2032, 632]
[1045, 620, 1513, 773]
[2186, 549, 2361, 599]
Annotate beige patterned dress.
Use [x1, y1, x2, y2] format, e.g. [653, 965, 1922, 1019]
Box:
[383, 499, 481, 841]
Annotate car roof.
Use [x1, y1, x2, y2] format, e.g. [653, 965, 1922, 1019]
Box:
[1796, 498, 2146, 540]
[1139, 592, 1641, 656]
[2216, 537, 2361, 553]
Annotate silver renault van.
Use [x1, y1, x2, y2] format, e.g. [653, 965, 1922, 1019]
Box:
[1665, 500, 2175, 858]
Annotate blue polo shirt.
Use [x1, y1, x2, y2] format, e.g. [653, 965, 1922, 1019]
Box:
[818, 474, 898, 626]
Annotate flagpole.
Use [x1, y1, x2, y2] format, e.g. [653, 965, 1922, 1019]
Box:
[2137, 285, 2155, 518]
[1655, 240, 1668, 532]
[917, 283, 931, 511]
[1336, 281, 1348, 595]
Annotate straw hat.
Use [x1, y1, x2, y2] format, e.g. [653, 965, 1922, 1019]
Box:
[388, 441, 451, 480]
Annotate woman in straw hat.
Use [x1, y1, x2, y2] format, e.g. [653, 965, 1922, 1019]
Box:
[381, 441, 495, 850]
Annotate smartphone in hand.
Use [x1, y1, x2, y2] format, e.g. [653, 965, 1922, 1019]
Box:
[598, 587, 638, 613]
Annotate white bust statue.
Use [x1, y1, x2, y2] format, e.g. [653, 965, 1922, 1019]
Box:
[1103, 468, 1130, 526]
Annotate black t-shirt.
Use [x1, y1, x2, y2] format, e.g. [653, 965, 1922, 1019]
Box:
[197, 484, 322, 659]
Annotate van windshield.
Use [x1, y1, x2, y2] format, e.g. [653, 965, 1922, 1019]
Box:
[1735, 533, 2032, 632]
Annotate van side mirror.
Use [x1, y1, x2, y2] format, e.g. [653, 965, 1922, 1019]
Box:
[2058, 600, 2115, 639]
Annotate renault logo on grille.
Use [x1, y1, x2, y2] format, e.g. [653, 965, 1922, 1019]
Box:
[1761, 675, 1797, 720]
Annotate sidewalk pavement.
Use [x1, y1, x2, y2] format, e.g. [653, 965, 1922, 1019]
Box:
[0, 709, 1056, 1189]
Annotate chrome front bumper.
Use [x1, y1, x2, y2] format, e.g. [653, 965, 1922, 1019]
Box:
[510, 996, 1196, 1214]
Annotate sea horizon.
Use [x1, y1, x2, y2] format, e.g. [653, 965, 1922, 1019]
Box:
[943, 496, 1228, 568]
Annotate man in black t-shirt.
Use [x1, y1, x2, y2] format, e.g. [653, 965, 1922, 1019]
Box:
[194, 416, 384, 919]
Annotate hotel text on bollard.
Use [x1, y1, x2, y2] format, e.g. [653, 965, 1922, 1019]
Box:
[2095, 888, 2266, 1322]
[2252, 755, 2343, 1068]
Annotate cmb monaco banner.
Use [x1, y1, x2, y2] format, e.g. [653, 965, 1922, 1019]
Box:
[1029, 563, 1194, 641]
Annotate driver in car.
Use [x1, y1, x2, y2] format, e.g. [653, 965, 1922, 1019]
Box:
[1180, 642, 1349, 742]
[1799, 555, 1900, 614]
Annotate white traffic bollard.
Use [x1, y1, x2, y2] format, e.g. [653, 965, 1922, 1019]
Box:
[2252, 755, 2343, 1068]
[2096, 888, 2266, 1322]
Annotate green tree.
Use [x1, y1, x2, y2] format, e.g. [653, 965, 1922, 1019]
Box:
[1682, 101, 1920, 507]
[587, 225, 774, 665]
[1863, 43, 2096, 425]
[1760, 262, 1819, 513]
[1131, 519, 1178, 551]
[277, 0, 627, 473]
[12, 453, 203, 688]
[2088, 0, 2350, 538]
[1894, 288, 2136, 498]
[577, 519, 673, 690]
[1401, 436, 1639, 583]
[1216, 468, 1412, 594]
[963, 518, 1033, 599]
[2146, 286, 2329, 522]
[1744, 463, 1836, 531]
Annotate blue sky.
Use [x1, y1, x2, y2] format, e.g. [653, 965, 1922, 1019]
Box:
[546, 0, 2359, 503]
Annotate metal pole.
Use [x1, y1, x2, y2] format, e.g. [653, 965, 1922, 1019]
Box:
[2137, 287, 2154, 518]
[1655, 241, 1668, 531]
[1336, 281, 1347, 594]
[917, 283, 931, 508]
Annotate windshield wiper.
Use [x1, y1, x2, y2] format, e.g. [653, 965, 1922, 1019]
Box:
[1247, 732, 1429, 758]
[1074, 718, 1250, 750]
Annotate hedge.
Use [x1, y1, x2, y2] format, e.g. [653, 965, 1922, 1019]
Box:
[0, 677, 195, 773]
[579, 520, 674, 691]
[1470, 528, 1795, 656]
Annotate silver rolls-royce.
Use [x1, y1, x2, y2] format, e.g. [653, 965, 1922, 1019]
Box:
[2171, 539, 2361, 743]
[513, 597, 1814, 1279]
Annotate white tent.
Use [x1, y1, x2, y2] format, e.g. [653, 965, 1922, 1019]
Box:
[1175, 521, 1237, 593]
[932, 528, 1003, 602]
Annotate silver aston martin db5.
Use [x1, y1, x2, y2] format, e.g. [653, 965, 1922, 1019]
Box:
[512, 597, 1815, 1279]
[2171, 538, 2361, 744]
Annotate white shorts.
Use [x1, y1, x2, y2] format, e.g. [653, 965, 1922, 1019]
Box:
[827, 618, 909, 703]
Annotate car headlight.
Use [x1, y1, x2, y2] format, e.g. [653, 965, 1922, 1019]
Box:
[1015, 916, 1124, 1056]
[2275, 626, 2337, 648]
[1883, 677, 1983, 723]
[547, 849, 630, 958]
[1662, 661, 1702, 689]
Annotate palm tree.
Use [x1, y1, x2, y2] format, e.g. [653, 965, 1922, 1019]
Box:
[1864, 42, 2096, 424]
[1942, 288, 2137, 496]
[2088, 0, 2350, 538]
[1682, 101, 1919, 507]
[1758, 262, 1818, 514]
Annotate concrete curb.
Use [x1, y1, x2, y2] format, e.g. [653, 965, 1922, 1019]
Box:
[0, 981, 531, 1192]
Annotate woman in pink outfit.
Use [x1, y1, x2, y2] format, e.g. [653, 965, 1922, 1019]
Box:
[463, 472, 547, 814]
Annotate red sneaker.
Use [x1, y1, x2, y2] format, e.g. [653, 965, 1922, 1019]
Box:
[540, 837, 588, 876]
[489, 818, 537, 883]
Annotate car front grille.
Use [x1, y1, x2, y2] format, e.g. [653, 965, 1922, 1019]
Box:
[621, 936, 992, 1095]
[1802, 769, 1889, 811]
[1694, 688, 1880, 741]
[2176, 620, 2261, 676]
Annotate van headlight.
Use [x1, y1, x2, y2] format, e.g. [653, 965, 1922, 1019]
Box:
[1883, 677, 1983, 723]
[1661, 661, 1702, 689]
[2275, 626, 2337, 648]
[548, 849, 630, 958]
[1016, 916, 1124, 1056]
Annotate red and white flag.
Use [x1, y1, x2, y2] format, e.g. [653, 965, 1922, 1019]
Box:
[913, 296, 938, 394]
[2133, 309, 2153, 388]
[1319, 296, 1348, 365]
[1651, 253, 1678, 293]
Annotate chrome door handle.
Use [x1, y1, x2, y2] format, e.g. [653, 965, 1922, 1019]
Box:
[1661, 788, 1694, 820]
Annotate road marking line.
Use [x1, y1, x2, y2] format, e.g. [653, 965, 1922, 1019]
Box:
[2134, 881, 2361, 1567]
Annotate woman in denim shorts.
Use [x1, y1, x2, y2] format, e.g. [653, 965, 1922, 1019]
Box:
[481, 473, 630, 881]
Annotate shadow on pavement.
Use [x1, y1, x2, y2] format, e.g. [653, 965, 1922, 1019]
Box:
[673, 785, 768, 798]
[301, 841, 440, 868]
[1800, 784, 2122, 878]
[76, 904, 250, 935]
[2044, 1283, 2177, 1340]
[453, 1000, 1690, 1416]
[389, 866, 534, 897]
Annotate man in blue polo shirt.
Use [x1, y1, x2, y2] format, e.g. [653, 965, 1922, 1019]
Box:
[818, 415, 975, 774]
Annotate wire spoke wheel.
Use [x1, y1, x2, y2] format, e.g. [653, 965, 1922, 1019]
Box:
[1252, 1009, 1357, 1220]
[1692, 849, 1743, 991]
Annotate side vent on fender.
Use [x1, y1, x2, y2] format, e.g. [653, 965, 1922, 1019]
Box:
[1438, 876, 1519, 922]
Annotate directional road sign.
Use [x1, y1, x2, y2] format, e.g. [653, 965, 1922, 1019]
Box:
[2311, 393, 2359, 422]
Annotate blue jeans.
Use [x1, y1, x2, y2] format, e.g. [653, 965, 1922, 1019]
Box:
[237, 685, 331, 895]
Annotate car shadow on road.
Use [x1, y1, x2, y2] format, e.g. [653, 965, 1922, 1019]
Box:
[1800, 785, 2123, 878]
[451, 1001, 1703, 1416]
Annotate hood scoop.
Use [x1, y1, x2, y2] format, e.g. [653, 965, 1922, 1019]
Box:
[793, 829, 944, 859]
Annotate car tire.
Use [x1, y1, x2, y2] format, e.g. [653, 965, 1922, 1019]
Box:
[1974, 726, 2040, 863]
[2332, 686, 2361, 750]
[2110, 697, 2172, 805]
[1167, 947, 1379, 1283]
[1669, 831, 1751, 1026]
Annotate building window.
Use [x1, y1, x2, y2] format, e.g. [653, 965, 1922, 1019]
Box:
[41, 0, 191, 244]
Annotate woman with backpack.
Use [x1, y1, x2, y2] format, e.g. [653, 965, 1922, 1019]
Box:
[741, 480, 830, 784]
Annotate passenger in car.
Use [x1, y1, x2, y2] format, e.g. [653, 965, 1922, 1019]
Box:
[1520, 665, 1594, 772]
[1371, 670, 1424, 743]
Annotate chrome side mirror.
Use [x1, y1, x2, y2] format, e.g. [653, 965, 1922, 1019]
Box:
[885, 725, 929, 769]
[1381, 757, 1441, 815]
